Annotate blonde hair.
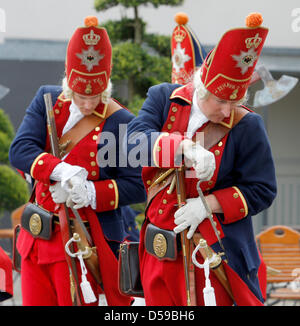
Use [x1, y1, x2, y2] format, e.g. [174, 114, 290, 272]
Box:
[61, 76, 113, 104]
[193, 68, 210, 101]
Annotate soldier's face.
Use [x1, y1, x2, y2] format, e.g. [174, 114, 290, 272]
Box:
[73, 92, 102, 116]
[199, 94, 239, 123]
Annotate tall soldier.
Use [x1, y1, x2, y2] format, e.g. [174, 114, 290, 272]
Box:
[126, 13, 277, 305]
[9, 16, 146, 306]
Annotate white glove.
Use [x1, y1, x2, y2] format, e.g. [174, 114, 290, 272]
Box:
[49, 182, 70, 204]
[50, 162, 88, 189]
[181, 139, 216, 181]
[66, 176, 95, 209]
[173, 197, 208, 239]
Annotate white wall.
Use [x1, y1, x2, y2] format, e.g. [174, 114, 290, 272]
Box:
[0, 0, 300, 48]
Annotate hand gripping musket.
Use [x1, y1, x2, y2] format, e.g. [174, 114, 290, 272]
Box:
[44, 93, 101, 304]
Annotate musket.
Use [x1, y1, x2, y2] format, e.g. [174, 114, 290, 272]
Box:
[44, 93, 82, 306]
[175, 166, 197, 306]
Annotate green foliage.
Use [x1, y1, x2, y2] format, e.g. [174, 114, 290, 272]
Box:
[0, 131, 12, 164]
[0, 108, 29, 216]
[128, 95, 146, 116]
[0, 109, 15, 164]
[0, 165, 29, 214]
[95, 0, 184, 10]
[130, 203, 146, 230]
[102, 19, 146, 44]
[0, 109, 14, 142]
[143, 33, 171, 57]
[112, 42, 147, 80]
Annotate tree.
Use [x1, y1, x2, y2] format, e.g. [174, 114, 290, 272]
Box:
[94, 0, 184, 113]
[95, 0, 184, 44]
[0, 109, 29, 217]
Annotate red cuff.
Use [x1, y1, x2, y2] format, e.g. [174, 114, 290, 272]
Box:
[153, 132, 184, 168]
[197, 214, 225, 246]
[94, 179, 119, 212]
[213, 186, 248, 224]
[30, 152, 61, 183]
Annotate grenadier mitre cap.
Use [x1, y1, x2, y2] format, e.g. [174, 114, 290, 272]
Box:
[201, 13, 268, 101]
[65, 16, 112, 96]
[171, 12, 207, 85]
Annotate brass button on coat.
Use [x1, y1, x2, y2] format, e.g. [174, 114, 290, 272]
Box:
[233, 192, 239, 198]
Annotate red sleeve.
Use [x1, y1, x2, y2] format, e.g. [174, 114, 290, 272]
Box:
[213, 186, 248, 224]
[153, 132, 184, 168]
[30, 152, 61, 183]
[93, 179, 119, 212]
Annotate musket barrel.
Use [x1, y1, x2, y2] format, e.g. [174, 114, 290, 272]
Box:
[44, 93, 61, 158]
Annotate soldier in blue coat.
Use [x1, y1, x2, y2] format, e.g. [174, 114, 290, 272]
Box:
[9, 17, 146, 306]
[126, 13, 276, 305]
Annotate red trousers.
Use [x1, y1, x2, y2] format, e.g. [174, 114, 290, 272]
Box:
[139, 222, 264, 306]
[21, 240, 99, 306]
[140, 248, 233, 306]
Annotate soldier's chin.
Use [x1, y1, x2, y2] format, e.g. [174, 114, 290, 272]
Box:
[81, 108, 94, 116]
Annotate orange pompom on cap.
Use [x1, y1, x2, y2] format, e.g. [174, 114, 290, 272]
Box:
[245, 12, 263, 28]
[84, 16, 99, 27]
[174, 12, 189, 25]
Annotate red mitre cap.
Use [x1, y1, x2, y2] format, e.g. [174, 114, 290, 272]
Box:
[171, 12, 207, 85]
[66, 16, 112, 96]
[201, 13, 268, 101]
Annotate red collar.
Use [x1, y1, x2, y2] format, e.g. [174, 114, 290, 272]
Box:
[169, 83, 235, 128]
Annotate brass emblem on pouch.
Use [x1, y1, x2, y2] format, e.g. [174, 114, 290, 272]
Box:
[29, 213, 42, 236]
[153, 233, 167, 258]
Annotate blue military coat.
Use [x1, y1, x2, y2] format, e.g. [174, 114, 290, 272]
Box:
[126, 82, 277, 302]
[9, 85, 146, 255]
